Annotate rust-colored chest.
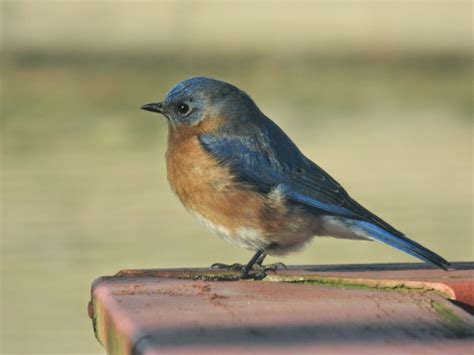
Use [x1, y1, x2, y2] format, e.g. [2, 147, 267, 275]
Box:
[165, 123, 267, 232]
[166, 126, 230, 207]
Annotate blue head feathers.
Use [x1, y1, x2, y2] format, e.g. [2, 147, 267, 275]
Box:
[142, 77, 259, 126]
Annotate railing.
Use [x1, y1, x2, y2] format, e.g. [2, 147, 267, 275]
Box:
[89, 263, 474, 354]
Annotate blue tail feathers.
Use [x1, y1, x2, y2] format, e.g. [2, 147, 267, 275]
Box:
[354, 220, 450, 270]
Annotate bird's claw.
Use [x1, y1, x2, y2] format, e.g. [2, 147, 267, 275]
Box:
[210, 261, 287, 279]
[258, 262, 288, 273]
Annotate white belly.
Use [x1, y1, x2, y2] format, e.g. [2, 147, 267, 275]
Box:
[190, 212, 269, 251]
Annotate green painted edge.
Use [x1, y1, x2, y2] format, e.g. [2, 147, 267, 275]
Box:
[263, 274, 453, 298]
[92, 288, 131, 355]
[431, 300, 465, 326]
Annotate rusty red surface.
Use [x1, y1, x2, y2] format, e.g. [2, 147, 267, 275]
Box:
[89, 263, 474, 354]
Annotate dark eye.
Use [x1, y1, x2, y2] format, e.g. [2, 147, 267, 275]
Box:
[176, 102, 190, 115]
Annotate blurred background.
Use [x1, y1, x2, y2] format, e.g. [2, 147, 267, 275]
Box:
[1, 0, 472, 353]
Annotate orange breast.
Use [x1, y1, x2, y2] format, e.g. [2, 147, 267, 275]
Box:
[165, 120, 268, 234]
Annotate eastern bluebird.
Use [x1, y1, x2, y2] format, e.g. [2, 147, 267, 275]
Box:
[141, 77, 449, 279]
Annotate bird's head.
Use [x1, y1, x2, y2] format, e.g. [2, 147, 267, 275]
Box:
[141, 77, 259, 127]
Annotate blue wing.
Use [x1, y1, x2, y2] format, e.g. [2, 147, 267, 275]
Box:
[199, 116, 383, 221]
[200, 118, 352, 210]
[198, 114, 449, 270]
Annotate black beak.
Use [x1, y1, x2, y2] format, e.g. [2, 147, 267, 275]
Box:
[141, 102, 164, 114]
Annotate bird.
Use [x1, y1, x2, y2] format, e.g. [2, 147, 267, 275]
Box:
[141, 77, 450, 279]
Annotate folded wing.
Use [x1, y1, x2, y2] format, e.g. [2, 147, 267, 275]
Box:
[198, 115, 449, 269]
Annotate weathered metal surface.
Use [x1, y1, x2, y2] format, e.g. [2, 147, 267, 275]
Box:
[89, 263, 474, 354]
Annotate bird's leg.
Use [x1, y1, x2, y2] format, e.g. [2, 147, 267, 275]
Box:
[210, 250, 266, 279]
[239, 250, 265, 279]
[255, 252, 267, 266]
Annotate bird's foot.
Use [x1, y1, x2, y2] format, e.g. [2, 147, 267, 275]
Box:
[243, 262, 287, 280]
[210, 262, 258, 279]
[209, 261, 287, 280]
